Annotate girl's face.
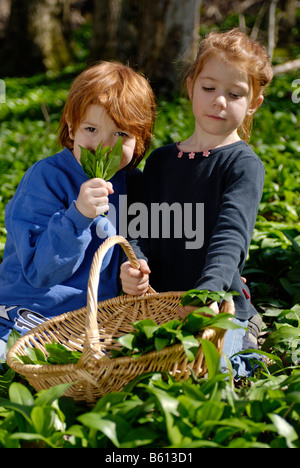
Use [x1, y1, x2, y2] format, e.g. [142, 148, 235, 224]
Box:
[68, 104, 136, 171]
[187, 57, 263, 145]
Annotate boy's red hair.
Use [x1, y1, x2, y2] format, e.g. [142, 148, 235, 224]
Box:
[58, 61, 156, 167]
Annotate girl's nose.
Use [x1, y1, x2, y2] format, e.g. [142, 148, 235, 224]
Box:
[213, 94, 227, 109]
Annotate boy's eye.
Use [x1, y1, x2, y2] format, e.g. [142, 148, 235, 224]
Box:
[115, 131, 129, 138]
[86, 127, 97, 133]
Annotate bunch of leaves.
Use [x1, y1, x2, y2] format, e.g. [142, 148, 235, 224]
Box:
[80, 138, 123, 180]
[16, 340, 81, 366]
[180, 289, 239, 307]
[111, 291, 240, 361]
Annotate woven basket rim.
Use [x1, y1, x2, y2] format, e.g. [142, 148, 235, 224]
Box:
[6, 290, 186, 374]
[7, 323, 217, 377]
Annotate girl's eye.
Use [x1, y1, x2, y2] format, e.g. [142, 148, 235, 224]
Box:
[203, 86, 215, 92]
[230, 93, 241, 99]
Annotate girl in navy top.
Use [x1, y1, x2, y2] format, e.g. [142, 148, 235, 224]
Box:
[120, 29, 273, 377]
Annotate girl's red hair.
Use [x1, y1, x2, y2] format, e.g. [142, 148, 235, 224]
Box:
[185, 29, 273, 141]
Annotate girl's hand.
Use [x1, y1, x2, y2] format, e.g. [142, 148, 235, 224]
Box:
[177, 301, 219, 319]
[75, 178, 114, 218]
[120, 259, 151, 295]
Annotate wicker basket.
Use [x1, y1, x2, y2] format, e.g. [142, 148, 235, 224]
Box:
[7, 235, 234, 404]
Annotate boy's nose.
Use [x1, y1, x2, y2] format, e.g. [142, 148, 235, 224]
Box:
[100, 135, 114, 149]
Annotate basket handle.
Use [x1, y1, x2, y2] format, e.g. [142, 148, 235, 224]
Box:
[84, 235, 155, 355]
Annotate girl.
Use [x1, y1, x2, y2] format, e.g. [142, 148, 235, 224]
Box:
[0, 61, 155, 358]
[120, 29, 273, 377]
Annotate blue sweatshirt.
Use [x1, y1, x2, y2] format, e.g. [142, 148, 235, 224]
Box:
[0, 148, 128, 328]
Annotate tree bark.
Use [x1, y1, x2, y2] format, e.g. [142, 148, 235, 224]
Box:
[1, 0, 73, 76]
[90, 0, 202, 96]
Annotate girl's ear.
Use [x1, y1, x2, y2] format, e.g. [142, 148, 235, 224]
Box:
[186, 77, 194, 101]
[247, 95, 264, 115]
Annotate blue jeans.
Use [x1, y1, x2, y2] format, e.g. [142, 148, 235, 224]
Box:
[221, 317, 261, 378]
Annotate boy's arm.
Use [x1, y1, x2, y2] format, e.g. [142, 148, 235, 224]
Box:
[8, 191, 94, 288]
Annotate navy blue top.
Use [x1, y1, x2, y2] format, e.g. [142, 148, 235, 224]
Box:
[127, 141, 265, 319]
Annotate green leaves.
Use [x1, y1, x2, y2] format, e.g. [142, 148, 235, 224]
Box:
[16, 340, 82, 366]
[111, 293, 239, 362]
[180, 289, 238, 308]
[80, 137, 123, 180]
[0, 381, 71, 447]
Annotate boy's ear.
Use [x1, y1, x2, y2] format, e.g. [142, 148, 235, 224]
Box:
[66, 119, 74, 140]
[247, 95, 264, 115]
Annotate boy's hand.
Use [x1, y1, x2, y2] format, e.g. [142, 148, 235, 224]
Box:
[75, 178, 114, 218]
[120, 259, 151, 295]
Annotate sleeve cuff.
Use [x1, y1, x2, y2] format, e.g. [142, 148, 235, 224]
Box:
[64, 201, 94, 230]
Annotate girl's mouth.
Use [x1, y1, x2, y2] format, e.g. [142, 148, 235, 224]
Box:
[206, 114, 225, 120]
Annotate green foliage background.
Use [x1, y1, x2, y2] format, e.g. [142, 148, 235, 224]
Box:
[1, 20, 300, 449]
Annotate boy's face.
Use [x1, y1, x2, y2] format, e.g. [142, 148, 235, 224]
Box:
[68, 105, 136, 172]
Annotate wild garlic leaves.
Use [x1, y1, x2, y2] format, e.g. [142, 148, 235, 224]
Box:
[80, 137, 123, 180]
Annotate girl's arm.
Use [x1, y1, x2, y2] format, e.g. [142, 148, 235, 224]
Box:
[195, 154, 265, 293]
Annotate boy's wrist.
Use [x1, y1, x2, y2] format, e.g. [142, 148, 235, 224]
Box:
[65, 201, 94, 229]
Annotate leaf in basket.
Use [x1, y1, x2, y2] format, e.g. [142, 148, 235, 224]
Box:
[117, 333, 137, 351]
[132, 319, 160, 339]
[158, 319, 182, 331]
[182, 310, 243, 334]
[26, 348, 48, 365]
[181, 308, 216, 333]
[154, 336, 171, 352]
[45, 341, 81, 365]
[16, 348, 48, 365]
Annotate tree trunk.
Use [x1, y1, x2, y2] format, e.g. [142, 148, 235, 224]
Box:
[1, 0, 73, 76]
[90, 0, 202, 96]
